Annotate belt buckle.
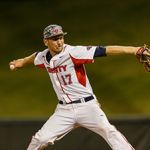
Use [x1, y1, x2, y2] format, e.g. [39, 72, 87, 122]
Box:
[63, 101, 67, 105]
[80, 97, 85, 103]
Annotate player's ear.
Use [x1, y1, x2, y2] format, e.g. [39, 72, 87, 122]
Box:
[43, 39, 48, 46]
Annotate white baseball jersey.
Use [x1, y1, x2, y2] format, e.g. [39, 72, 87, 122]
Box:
[34, 44, 97, 103]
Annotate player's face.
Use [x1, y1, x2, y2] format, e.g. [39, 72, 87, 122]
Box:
[44, 35, 64, 56]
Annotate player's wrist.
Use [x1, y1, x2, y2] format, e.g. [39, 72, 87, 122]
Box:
[124, 46, 141, 55]
[134, 47, 142, 55]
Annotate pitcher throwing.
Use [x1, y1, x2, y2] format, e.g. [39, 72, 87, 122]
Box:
[10, 24, 150, 150]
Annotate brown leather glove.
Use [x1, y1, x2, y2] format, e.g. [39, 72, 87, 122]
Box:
[136, 44, 150, 72]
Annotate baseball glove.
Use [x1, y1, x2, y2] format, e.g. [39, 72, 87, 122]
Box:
[136, 44, 150, 72]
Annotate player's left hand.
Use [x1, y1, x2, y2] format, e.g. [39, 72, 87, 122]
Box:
[136, 44, 150, 72]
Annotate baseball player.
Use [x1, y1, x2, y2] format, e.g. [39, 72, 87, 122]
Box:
[9, 24, 150, 150]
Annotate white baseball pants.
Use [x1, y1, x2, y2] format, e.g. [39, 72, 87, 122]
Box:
[27, 99, 135, 150]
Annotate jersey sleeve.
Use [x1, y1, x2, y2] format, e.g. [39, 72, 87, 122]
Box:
[34, 50, 46, 68]
[69, 46, 96, 65]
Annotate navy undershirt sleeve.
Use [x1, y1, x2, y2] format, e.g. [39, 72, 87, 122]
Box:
[94, 46, 107, 57]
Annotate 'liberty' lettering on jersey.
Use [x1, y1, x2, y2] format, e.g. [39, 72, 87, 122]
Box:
[47, 65, 67, 73]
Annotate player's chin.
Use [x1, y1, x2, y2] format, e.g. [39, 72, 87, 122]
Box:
[56, 47, 63, 53]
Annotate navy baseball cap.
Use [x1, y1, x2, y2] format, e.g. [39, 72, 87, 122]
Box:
[43, 24, 67, 39]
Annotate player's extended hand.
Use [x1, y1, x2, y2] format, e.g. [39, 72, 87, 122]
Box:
[9, 58, 25, 71]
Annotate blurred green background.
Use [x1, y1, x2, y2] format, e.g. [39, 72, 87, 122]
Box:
[1, 0, 150, 119]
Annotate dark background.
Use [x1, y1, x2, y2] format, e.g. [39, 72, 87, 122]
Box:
[0, 0, 150, 118]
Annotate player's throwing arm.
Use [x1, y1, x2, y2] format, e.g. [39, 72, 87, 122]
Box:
[9, 53, 36, 70]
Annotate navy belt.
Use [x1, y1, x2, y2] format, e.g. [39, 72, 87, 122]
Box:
[59, 95, 94, 105]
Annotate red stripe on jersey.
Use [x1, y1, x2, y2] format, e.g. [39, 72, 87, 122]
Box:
[70, 56, 93, 87]
[70, 56, 94, 65]
[74, 64, 86, 87]
[36, 64, 45, 68]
